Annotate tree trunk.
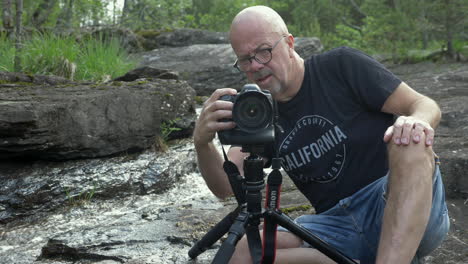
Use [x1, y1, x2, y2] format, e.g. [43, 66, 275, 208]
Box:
[31, 0, 57, 29]
[121, 0, 131, 25]
[422, 31, 429, 50]
[56, 0, 74, 30]
[2, 0, 14, 39]
[444, 0, 454, 57]
[112, 0, 117, 25]
[14, 0, 23, 72]
[420, 1, 429, 50]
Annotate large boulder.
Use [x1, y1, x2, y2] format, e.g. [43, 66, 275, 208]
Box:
[0, 70, 196, 160]
[140, 28, 229, 49]
[388, 62, 468, 198]
[158, 28, 228, 47]
[138, 37, 323, 95]
[83, 27, 144, 53]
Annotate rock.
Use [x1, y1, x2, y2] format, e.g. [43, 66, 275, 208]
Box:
[138, 37, 323, 96]
[0, 139, 198, 224]
[0, 144, 220, 263]
[387, 62, 468, 199]
[0, 72, 72, 85]
[113, 66, 179, 82]
[426, 199, 468, 264]
[145, 28, 229, 49]
[83, 27, 144, 53]
[0, 72, 196, 160]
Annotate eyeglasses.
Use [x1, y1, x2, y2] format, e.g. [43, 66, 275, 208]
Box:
[233, 35, 286, 72]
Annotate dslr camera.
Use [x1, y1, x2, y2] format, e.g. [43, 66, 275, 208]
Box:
[218, 84, 275, 146]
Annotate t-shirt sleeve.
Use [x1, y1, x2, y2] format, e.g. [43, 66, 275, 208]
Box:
[335, 47, 402, 111]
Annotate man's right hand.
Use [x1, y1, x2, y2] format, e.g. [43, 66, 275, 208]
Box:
[193, 88, 238, 147]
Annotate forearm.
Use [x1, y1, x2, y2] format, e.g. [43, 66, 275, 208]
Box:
[195, 141, 233, 198]
[408, 96, 441, 129]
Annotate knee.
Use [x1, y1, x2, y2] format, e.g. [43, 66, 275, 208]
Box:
[229, 236, 252, 264]
[387, 134, 435, 175]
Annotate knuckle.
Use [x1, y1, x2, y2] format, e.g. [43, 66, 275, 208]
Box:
[393, 123, 403, 129]
[206, 122, 216, 132]
[211, 89, 225, 100]
[403, 122, 413, 128]
[212, 100, 223, 109]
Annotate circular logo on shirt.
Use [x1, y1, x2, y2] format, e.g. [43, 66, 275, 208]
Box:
[279, 115, 347, 183]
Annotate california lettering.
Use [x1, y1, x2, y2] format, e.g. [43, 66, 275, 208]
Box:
[282, 125, 347, 170]
[279, 115, 348, 183]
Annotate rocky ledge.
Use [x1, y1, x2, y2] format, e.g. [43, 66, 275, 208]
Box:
[0, 70, 196, 160]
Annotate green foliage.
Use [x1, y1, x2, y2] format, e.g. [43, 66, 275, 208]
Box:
[1, 0, 467, 62]
[75, 0, 108, 27]
[20, 33, 79, 76]
[0, 34, 15, 72]
[322, 24, 366, 52]
[65, 184, 96, 207]
[191, 0, 262, 32]
[282, 204, 312, 214]
[0, 33, 136, 81]
[76, 35, 137, 81]
[121, 0, 193, 30]
[154, 118, 182, 152]
[160, 118, 182, 143]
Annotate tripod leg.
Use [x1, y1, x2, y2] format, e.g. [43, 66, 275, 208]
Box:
[212, 211, 249, 264]
[188, 207, 241, 259]
[266, 210, 358, 264]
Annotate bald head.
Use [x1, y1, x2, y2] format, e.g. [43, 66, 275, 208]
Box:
[230, 6, 289, 41]
[228, 6, 304, 102]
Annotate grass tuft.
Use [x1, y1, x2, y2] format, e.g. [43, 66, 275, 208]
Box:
[0, 33, 137, 82]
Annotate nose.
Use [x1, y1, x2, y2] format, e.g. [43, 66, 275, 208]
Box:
[248, 59, 264, 72]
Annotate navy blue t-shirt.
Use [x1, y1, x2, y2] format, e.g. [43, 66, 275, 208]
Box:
[269, 47, 401, 213]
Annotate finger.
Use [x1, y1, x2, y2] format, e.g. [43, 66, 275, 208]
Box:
[201, 109, 235, 134]
[400, 119, 415, 145]
[204, 118, 236, 133]
[383, 126, 394, 143]
[212, 109, 233, 121]
[215, 121, 236, 131]
[206, 88, 237, 105]
[425, 126, 435, 146]
[392, 117, 405, 145]
[412, 123, 425, 143]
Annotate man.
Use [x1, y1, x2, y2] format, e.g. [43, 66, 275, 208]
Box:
[193, 5, 449, 264]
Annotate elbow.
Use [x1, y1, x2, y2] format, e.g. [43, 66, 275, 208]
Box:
[435, 104, 442, 128]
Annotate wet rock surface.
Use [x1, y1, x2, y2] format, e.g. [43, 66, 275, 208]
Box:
[0, 139, 208, 263]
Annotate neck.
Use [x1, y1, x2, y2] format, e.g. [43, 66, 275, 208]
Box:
[279, 54, 304, 102]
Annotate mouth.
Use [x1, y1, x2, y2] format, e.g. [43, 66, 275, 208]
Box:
[256, 74, 271, 85]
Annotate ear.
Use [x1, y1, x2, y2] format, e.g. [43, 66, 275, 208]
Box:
[286, 34, 295, 57]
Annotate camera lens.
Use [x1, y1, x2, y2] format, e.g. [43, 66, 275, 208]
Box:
[233, 93, 272, 133]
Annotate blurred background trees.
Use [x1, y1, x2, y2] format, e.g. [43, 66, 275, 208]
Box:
[1, 0, 467, 60]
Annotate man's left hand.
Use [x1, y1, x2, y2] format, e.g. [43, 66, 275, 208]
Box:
[383, 116, 434, 146]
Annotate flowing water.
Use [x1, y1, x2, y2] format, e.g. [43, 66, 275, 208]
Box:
[0, 140, 232, 264]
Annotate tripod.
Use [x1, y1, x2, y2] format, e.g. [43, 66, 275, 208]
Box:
[188, 147, 357, 264]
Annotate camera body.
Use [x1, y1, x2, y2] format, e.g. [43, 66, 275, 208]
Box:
[218, 84, 275, 146]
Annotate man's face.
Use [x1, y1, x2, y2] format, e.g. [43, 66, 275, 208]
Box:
[230, 25, 292, 101]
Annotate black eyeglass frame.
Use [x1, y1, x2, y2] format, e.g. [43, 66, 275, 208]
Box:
[233, 35, 287, 72]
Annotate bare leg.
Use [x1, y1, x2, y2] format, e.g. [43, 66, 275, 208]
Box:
[376, 134, 434, 263]
[228, 231, 337, 264]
